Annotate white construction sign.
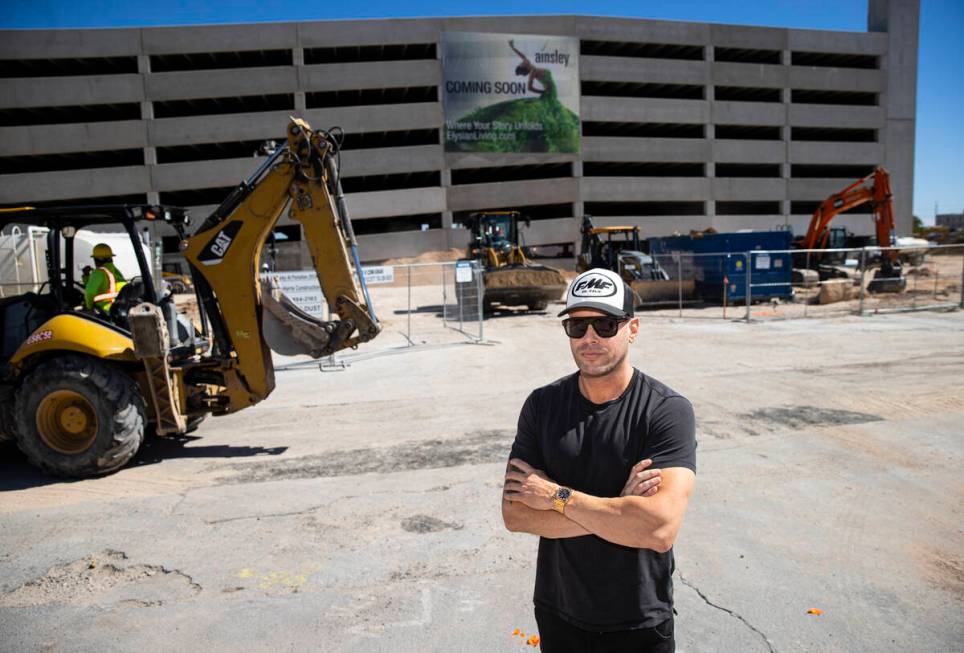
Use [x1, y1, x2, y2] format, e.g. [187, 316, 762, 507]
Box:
[362, 265, 394, 285]
[272, 271, 324, 317]
[270, 266, 392, 317]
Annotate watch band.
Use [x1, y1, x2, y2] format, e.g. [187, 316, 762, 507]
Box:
[552, 487, 573, 514]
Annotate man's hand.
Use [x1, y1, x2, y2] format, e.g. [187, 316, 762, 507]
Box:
[620, 459, 662, 498]
[503, 458, 558, 511]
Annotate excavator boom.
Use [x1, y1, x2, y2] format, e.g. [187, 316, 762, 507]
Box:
[796, 166, 904, 293]
[801, 167, 897, 260]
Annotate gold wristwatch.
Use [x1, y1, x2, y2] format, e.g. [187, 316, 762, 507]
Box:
[552, 486, 573, 514]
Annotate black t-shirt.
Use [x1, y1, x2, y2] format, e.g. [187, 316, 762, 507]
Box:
[509, 369, 697, 632]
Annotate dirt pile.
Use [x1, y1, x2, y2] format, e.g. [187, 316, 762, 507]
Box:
[382, 248, 466, 266]
[818, 280, 860, 304]
[0, 549, 201, 608]
[484, 267, 567, 289]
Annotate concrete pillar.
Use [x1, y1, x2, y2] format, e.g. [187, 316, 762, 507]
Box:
[139, 55, 157, 205]
[705, 76, 715, 224]
[293, 48, 306, 117]
[570, 201, 584, 259]
[781, 125, 791, 226]
[572, 161, 584, 256]
[440, 169, 453, 246]
[137, 55, 153, 120]
[869, 0, 919, 235]
[781, 47, 792, 226]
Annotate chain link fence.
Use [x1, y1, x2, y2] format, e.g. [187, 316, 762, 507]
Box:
[361, 260, 486, 348]
[745, 244, 963, 320]
[269, 260, 486, 371]
[624, 245, 963, 322]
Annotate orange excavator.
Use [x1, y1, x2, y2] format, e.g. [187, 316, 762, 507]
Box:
[794, 166, 905, 293]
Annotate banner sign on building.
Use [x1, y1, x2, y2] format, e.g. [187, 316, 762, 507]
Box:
[441, 32, 580, 154]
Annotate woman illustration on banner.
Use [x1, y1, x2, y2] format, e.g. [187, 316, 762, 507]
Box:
[509, 39, 557, 102]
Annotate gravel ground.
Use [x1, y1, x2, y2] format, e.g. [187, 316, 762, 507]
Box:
[1, 296, 961, 652]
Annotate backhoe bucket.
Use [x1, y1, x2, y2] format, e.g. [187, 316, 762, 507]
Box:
[482, 264, 567, 310]
[867, 263, 906, 294]
[260, 278, 353, 358]
[630, 279, 696, 307]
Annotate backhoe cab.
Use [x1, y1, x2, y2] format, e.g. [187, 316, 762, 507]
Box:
[0, 118, 380, 478]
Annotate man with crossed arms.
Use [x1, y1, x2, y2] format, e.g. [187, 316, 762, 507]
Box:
[503, 268, 697, 652]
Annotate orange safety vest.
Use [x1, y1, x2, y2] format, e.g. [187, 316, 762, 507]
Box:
[85, 264, 127, 312]
[93, 266, 119, 304]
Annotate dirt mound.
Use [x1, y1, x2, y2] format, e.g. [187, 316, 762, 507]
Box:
[382, 248, 466, 266]
[484, 267, 567, 289]
[0, 549, 201, 608]
[817, 280, 859, 304]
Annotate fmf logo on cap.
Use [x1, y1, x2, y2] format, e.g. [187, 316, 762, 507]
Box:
[571, 274, 616, 297]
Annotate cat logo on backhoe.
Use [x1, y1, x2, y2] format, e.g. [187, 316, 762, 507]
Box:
[198, 221, 243, 266]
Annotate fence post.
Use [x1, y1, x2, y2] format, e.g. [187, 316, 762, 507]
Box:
[476, 261, 485, 343]
[912, 254, 918, 310]
[676, 254, 682, 318]
[458, 265, 464, 331]
[858, 247, 867, 316]
[745, 253, 752, 322]
[407, 264, 413, 347]
[441, 263, 447, 328]
[960, 251, 964, 309]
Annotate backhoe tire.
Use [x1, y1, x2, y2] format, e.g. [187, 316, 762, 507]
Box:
[14, 355, 146, 478]
[527, 300, 548, 311]
[0, 397, 15, 443]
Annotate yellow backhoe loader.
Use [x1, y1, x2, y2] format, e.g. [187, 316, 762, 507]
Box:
[0, 118, 380, 477]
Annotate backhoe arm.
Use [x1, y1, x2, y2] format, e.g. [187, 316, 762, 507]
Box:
[180, 118, 380, 413]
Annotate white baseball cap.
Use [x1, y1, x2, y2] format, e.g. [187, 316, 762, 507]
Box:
[558, 268, 635, 318]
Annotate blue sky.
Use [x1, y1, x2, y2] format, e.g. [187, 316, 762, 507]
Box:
[3, 0, 961, 224]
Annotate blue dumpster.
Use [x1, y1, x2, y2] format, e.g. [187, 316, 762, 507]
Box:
[647, 230, 793, 303]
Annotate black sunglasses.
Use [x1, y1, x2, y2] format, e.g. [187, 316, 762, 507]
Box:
[562, 316, 628, 339]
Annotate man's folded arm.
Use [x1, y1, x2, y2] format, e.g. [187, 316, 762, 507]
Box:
[564, 467, 695, 552]
[501, 454, 590, 538]
[502, 498, 591, 539]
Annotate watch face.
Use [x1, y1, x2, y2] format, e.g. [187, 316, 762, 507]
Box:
[557, 487, 571, 501]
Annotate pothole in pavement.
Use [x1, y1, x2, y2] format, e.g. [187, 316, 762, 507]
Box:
[0, 549, 201, 608]
[741, 405, 882, 431]
[400, 515, 464, 534]
[216, 429, 515, 484]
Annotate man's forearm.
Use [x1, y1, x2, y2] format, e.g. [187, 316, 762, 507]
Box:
[502, 500, 590, 539]
[564, 493, 671, 550]
[563, 468, 695, 551]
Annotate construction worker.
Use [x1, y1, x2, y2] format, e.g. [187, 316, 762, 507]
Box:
[84, 243, 127, 313]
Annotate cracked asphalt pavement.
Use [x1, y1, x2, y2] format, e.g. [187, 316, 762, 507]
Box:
[1, 303, 962, 652]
